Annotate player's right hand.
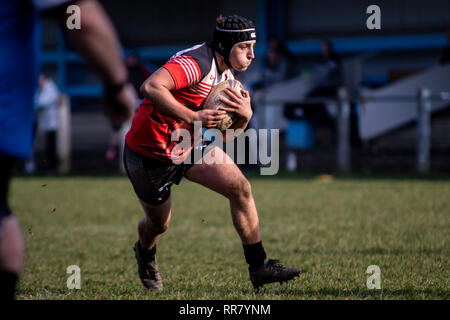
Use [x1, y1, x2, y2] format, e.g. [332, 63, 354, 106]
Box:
[194, 109, 228, 128]
[103, 83, 136, 130]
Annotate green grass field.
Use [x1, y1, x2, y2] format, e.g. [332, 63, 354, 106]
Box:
[11, 173, 450, 300]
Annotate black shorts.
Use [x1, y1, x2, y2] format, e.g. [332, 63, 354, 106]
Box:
[123, 143, 194, 206]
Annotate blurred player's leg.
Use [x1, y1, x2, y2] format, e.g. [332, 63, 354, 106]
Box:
[0, 216, 24, 300]
[0, 154, 24, 300]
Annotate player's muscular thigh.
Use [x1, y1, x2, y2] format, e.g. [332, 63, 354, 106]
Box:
[186, 147, 252, 201]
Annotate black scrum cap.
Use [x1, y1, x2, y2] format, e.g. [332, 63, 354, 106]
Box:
[211, 15, 257, 68]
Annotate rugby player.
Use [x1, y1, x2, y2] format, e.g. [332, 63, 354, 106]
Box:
[124, 14, 301, 291]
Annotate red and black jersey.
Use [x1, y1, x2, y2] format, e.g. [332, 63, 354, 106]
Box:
[125, 43, 234, 162]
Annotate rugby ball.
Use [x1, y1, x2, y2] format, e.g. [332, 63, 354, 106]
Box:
[203, 79, 245, 131]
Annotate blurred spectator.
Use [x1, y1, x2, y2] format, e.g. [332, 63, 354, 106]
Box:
[35, 74, 61, 170]
[283, 39, 344, 170]
[284, 39, 342, 123]
[252, 36, 294, 91]
[317, 39, 361, 147]
[317, 39, 342, 94]
[309, 40, 342, 106]
[245, 37, 294, 165]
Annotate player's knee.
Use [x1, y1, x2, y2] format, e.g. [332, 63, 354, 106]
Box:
[229, 177, 252, 202]
[151, 220, 169, 235]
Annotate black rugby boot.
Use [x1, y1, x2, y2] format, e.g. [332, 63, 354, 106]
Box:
[250, 259, 301, 290]
[133, 241, 163, 291]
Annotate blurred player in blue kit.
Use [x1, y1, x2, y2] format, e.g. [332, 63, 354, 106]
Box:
[0, 0, 135, 299]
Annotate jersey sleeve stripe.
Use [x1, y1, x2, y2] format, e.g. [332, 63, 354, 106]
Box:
[197, 82, 212, 90]
[174, 60, 190, 83]
[173, 57, 194, 84]
[177, 57, 195, 84]
[184, 56, 201, 83]
[179, 56, 200, 84]
[190, 87, 208, 97]
[191, 85, 209, 96]
[192, 83, 210, 92]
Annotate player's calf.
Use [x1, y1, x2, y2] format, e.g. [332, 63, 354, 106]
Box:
[227, 176, 252, 204]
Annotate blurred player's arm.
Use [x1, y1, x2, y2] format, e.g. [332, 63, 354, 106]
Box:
[44, 0, 135, 129]
[57, 0, 127, 88]
[140, 68, 227, 128]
